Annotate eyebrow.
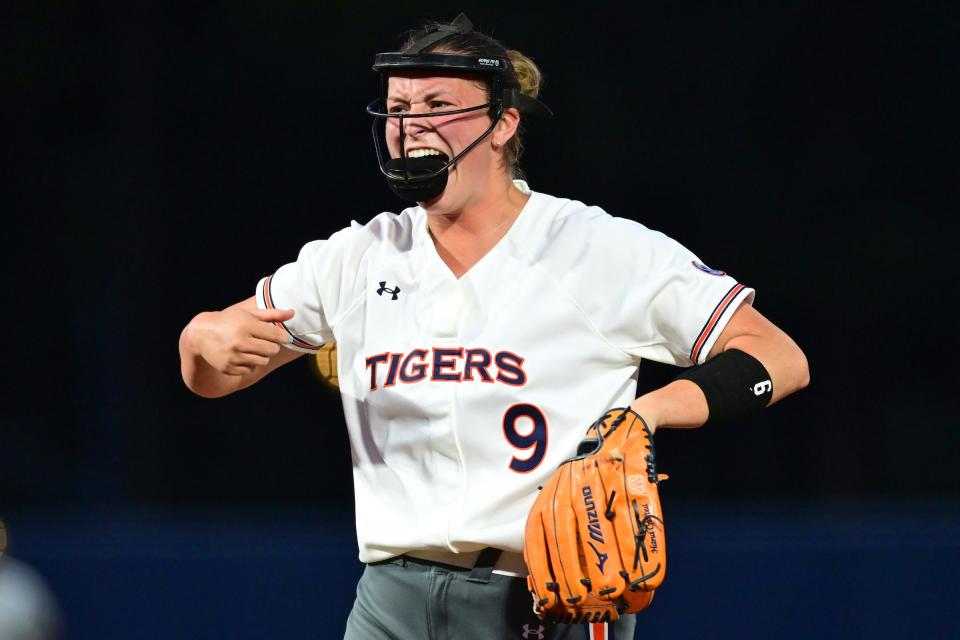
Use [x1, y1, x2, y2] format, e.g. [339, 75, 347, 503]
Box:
[387, 89, 453, 103]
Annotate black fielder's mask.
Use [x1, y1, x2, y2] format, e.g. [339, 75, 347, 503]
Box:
[366, 14, 553, 203]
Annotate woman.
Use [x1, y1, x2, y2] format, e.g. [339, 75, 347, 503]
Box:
[179, 14, 809, 639]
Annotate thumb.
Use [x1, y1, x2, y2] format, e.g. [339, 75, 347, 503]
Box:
[247, 307, 295, 322]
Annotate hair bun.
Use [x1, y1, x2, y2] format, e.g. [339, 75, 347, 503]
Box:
[507, 50, 543, 98]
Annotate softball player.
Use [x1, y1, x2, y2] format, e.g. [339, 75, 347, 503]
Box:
[179, 14, 809, 639]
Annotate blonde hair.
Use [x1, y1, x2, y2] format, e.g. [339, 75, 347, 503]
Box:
[502, 49, 543, 177]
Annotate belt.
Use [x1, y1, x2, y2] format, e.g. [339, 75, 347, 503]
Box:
[402, 547, 527, 582]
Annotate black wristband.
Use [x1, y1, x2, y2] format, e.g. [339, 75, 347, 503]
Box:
[674, 349, 772, 425]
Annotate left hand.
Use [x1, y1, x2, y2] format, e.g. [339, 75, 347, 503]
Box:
[524, 407, 667, 623]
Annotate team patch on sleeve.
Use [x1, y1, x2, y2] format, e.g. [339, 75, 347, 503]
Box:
[261, 274, 322, 351]
[692, 260, 726, 276]
[689, 283, 745, 363]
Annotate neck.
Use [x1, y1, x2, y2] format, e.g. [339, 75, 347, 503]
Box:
[425, 178, 529, 278]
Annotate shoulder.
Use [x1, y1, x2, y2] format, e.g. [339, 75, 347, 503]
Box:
[520, 190, 683, 267]
[296, 207, 421, 262]
[355, 207, 421, 251]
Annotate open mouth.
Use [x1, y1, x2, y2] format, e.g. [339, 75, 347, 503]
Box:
[385, 149, 450, 181]
[406, 148, 449, 162]
[383, 147, 452, 202]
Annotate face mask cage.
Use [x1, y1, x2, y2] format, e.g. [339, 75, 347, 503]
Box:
[365, 71, 506, 185]
[366, 14, 553, 201]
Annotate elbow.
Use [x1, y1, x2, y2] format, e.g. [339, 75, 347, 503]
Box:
[181, 371, 234, 399]
[180, 361, 233, 400]
[185, 381, 229, 399]
[791, 345, 810, 392]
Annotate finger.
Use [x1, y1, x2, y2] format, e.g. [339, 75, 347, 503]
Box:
[247, 307, 295, 323]
[555, 462, 589, 603]
[603, 440, 667, 593]
[229, 353, 272, 369]
[575, 459, 624, 599]
[525, 504, 557, 612]
[239, 337, 284, 358]
[224, 364, 255, 376]
[249, 321, 297, 345]
[547, 464, 587, 606]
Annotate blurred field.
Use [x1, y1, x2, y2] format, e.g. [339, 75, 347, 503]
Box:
[4, 500, 958, 639]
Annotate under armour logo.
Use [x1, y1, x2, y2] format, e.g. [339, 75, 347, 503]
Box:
[377, 281, 400, 300]
[588, 541, 608, 574]
[521, 624, 545, 639]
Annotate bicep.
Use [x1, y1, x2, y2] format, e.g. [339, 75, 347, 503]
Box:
[706, 302, 809, 402]
[708, 302, 801, 360]
[707, 302, 767, 358]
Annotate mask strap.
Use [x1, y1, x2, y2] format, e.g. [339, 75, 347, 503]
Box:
[506, 88, 554, 120]
[398, 114, 409, 180]
[405, 13, 474, 53]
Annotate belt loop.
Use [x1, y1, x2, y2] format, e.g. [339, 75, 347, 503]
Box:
[466, 547, 502, 584]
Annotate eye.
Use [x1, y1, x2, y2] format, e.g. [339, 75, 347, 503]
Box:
[388, 103, 409, 114]
[430, 100, 452, 110]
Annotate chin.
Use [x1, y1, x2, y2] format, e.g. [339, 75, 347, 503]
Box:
[419, 192, 445, 210]
[420, 177, 463, 213]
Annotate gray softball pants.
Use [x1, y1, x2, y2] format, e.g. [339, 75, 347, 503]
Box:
[343, 553, 637, 639]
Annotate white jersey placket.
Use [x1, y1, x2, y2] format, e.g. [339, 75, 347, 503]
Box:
[421, 230, 469, 552]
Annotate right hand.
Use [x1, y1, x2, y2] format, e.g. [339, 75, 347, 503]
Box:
[186, 307, 295, 376]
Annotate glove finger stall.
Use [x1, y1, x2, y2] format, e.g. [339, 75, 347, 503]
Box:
[570, 456, 628, 600]
[550, 463, 591, 606]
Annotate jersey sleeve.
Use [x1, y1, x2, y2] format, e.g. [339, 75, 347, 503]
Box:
[555, 214, 755, 366]
[255, 225, 363, 353]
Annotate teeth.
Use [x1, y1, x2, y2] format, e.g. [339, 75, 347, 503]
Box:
[408, 149, 443, 158]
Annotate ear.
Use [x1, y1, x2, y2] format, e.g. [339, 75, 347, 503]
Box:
[494, 107, 521, 144]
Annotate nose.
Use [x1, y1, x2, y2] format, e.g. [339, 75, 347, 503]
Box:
[402, 117, 424, 139]
[401, 104, 433, 138]
[386, 102, 435, 159]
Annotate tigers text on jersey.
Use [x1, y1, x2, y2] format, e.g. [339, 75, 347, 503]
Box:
[256, 181, 754, 563]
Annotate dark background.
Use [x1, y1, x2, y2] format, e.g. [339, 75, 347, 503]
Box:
[3, 2, 958, 638]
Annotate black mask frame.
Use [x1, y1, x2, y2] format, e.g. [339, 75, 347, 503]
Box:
[365, 77, 507, 190]
[367, 14, 552, 202]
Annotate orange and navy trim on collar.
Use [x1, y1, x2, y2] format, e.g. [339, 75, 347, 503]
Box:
[261, 275, 321, 351]
[690, 283, 745, 364]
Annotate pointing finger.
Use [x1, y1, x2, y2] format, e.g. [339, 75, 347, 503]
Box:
[247, 307, 295, 323]
[250, 321, 296, 345]
[241, 337, 284, 358]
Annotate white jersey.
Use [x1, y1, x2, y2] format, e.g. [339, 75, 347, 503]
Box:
[256, 180, 754, 564]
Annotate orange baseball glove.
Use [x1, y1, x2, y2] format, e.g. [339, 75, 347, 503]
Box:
[524, 407, 668, 623]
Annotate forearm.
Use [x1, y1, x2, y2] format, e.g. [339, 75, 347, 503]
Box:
[179, 315, 251, 398]
[631, 312, 809, 433]
[178, 299, 305, 398]
[630, 380, 708, 433]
